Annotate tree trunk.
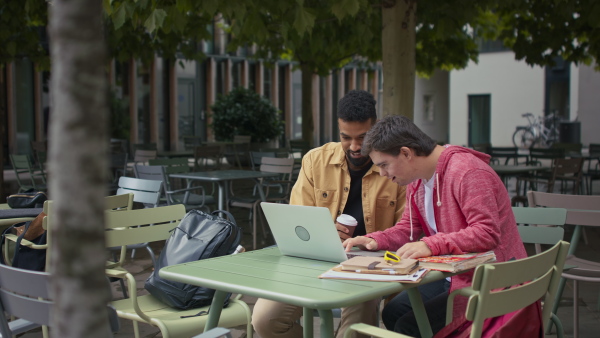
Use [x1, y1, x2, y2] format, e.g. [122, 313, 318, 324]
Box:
[381, 0, 416, 119]
[0, 67, 5, 200]
[48, 0, 112, 337]
[300, 64, 314, 147]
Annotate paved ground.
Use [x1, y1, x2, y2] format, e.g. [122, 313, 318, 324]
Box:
[9, 171, 600, 337]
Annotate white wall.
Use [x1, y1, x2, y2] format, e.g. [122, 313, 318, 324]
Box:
[577, 63, 600, 145]
[414, 70, 450, 143]
[449, 52, 546, 146]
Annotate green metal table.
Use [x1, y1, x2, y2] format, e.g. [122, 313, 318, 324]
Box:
[159, 247, 455, 338]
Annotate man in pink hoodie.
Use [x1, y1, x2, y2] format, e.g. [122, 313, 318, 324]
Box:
[343, 116, 527, 337]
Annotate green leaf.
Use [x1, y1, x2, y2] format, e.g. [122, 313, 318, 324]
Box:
[202, 0, 219, 17]
[331, 0, 360, 20]
[113, 4, 127, 30]
[176, 0, 193, 12]
[144, 9, 167, 33]
[103, 0, 112, 15]
[294, 7, 315, 36]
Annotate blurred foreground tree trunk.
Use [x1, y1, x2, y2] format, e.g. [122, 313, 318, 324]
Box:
[381, 0, 416, 119]
[48, 0, 111, 337]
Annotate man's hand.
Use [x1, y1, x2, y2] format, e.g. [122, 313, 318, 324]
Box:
[396, 241, 432, 259]
[335, 221, 352, 242]
[342, 236, 378, 252]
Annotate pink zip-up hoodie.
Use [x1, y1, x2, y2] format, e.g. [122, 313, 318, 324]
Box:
[366, 145, 527, 333]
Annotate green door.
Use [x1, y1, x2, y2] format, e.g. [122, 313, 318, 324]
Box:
[468, 94, 491, 147]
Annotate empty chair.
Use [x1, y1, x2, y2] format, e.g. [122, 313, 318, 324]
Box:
[224, 135, 251, 169]
[0, 264, 119, 336]
[133, 149, 157, 165]
[487, 146, 527, 165]
[9, 154, 47, 192]
[30, 140, 48, 173]
[228, 157, 294, 249]
[546, 157, 584, 194]
[135, 164, 216, 211]
[528, 191, 600, 338]
[584, 143, 600, 194]
[114, 176, 163, 269]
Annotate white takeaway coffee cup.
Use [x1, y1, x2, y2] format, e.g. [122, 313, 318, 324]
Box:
[336, 214, 358, 237]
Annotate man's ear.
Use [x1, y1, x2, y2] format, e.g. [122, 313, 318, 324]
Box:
[400, 147, 412, 159]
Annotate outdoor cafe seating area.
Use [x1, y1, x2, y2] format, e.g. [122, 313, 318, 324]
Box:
[1, 140, 600, 338]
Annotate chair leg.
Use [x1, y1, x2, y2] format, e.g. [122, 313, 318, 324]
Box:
[119, 278, 128, 298]
[133, 320, 140, 338]
[574, 280, 579, 338]
[252, 203, 258, 250]
[145, 245, 157, 270]
[551, 313, 564, 338]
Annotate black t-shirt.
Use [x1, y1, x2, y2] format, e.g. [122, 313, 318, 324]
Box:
[342, 165, 371, 237]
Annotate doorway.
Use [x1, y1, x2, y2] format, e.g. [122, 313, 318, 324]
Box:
[468, 94, 491, 147]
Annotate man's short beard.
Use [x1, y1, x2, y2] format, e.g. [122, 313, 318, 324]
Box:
[346, 150, 371, 168]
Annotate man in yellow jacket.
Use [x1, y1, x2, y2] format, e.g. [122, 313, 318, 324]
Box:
[252, 90, 406, 338]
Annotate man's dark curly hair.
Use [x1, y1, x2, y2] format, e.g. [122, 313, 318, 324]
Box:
[337, 90, 377, 123]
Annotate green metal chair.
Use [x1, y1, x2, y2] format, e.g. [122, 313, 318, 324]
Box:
[105, 205, 253, 338]
[9, 154, 47, 192]
[444, 240, 570, 338]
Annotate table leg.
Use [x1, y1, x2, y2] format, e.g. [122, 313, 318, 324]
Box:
[317, 309, 335, 338]
[204, 290, 227, 332]
[302, 307, 314, 338]
[217, 182, 226, 211]
[406, 288, 433, 338]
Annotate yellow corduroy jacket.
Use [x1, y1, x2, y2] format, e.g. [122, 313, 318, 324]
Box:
[290, 142, 406, 233]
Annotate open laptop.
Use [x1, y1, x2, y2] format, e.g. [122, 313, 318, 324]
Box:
[260, 202, 384, 263]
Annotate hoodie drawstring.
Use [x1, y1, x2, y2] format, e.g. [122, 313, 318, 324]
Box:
[436, 173, 442, 207]
[409, 192, 414, 241]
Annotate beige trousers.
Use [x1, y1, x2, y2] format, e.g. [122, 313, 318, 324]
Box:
[251, 298, 380, 338]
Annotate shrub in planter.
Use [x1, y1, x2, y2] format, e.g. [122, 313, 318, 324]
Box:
[210, 87, 284, 143]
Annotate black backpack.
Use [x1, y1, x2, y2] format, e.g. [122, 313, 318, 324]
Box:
[144, 209, 242, 310]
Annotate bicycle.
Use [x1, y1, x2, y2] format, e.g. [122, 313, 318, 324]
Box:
[512, 113, 560, 149]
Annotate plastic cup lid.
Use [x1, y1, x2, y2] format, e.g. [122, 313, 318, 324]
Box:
[336, 214, 357, 226]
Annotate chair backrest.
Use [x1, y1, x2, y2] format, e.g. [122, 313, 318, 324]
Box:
[132, 142, 157, 152]
[133, 149, 157, 164]
[487, 147, 520, 165]
[527, 190, 600, 211]
[233, 135, 251, 143]
[193, 144, 223, 171]
[134, 164, 164, 182]
[105, 193, 134, 211]
[104, 204, 186, 248]
[551, 142, 582, 155]
[148, 157, 189, 168]
[547, 157, 584, 193]
[9, 154, 39, 190]
[250, 151, 276, 170]
[454, 240, 570, 338]
[529, 147, 565, 164]
[0, 264, 51, 336]
[116, 177, 162, 207]
[260, 157, 295, 177]
[512, 207, 566, 246]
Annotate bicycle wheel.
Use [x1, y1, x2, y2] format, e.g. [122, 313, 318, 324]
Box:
[512, 128, 536, 149]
